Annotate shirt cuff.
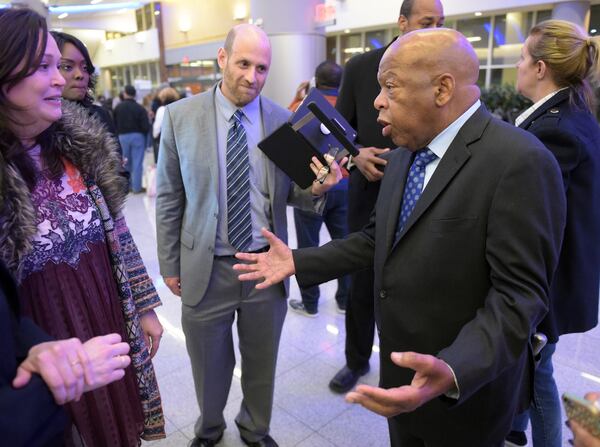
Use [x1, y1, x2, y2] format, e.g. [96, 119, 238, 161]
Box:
[440, 359, 460, 400]
[346, 155, 355, 170]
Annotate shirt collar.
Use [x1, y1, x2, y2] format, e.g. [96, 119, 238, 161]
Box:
[514, 87, 568, 127]
[318, 87, 338, 97]
[215, 82, 261, 125]
[427, 99, 481, 160]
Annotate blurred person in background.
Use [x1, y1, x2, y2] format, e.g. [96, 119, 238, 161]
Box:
[112, 91, 123, 110]
[0, 8, 165, 446]
[113, 85, 150, 193]
[152, 87, 180, 163]
[506, 19, 600, 447]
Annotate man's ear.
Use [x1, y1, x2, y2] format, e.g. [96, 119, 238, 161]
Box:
[434, 73, 455, 106]
[217, 47, 227, 70]
[398, 15, 408, 34]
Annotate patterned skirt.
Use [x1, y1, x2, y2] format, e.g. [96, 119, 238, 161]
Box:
[19, 241, 145, 447]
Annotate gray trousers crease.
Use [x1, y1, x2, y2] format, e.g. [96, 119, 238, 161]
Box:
[181, 256, 287, 441]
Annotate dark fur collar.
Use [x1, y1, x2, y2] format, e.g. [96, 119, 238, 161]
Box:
[0, 100, 128, 280]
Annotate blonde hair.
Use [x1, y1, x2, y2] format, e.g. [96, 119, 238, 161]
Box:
[158, 87, 180, 105]
[527, 19, 600, 112]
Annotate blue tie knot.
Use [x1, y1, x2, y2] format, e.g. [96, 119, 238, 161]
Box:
[232, 109, 244, 124]
[414, 148, 437, 167]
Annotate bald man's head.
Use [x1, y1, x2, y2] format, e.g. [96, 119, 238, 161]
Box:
[218, 24, 272, 106]
[224, 24, 269, 53]
[392, 28, 479, 85]
[374, 28, 480, 150]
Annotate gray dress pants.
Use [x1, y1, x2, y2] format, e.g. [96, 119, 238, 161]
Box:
[181, 256, 287, 442]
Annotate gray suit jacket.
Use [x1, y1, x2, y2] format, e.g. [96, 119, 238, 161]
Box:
[156, 86, 322, 306]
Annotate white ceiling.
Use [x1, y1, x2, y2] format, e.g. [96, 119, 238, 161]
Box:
[48, 0, 144, 4]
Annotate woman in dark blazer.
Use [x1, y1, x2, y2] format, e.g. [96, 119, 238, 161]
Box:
[509, 19, 600, 447]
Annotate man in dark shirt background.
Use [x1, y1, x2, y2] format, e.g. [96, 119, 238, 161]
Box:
[113, 85, 150, 194]
[330, 0, 445, 393]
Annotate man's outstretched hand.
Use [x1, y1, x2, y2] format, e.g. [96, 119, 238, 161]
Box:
[345, 352, 456, 417]
[234, 228, 296, 289]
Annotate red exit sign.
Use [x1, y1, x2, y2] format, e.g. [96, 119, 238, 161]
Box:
[315, 3, 336, 26]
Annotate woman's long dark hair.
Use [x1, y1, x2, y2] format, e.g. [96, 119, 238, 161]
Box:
[0, 8, 62, 190]
[51, 31, 97, 105]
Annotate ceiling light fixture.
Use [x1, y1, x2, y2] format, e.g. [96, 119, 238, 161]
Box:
[50, 2, 142, 14]
[233, 4, 247, 20]
[179, 17, 192, 33]
[58, 12, 68, 19]
[134, 32, 146, 44]
[90, 0, 102, 4]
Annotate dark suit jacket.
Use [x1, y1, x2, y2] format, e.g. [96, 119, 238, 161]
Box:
[336, 45, 395, 230]
[0, 262, 66, 446]
[519, 88, 600, 342]
[294, 106, 566, 445]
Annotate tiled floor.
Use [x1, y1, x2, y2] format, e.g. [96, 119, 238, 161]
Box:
[124, 193, 600, 447]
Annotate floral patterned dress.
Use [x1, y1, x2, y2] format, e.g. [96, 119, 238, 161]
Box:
[18, 148, 146, 447]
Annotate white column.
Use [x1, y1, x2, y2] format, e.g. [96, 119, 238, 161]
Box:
[250, 0, 326, 106]
[552, 1, 591, 29]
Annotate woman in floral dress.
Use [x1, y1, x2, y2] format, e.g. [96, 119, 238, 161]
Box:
[0, 8, 165, 446]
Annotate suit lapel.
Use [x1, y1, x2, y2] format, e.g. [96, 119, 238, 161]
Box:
[390, 106, 490, 252]
[201, 87, 219, 193]
[260, 96, 279, 202]
[384, 150, 412, 253]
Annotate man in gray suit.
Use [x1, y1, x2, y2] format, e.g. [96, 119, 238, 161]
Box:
[156, 24, 339, 447]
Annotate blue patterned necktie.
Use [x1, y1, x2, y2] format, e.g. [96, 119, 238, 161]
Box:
[395, 148, 438, 239]
[226, 110, 252, 251]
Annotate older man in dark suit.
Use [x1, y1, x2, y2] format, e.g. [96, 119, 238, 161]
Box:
[234, 28, 566, 446]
